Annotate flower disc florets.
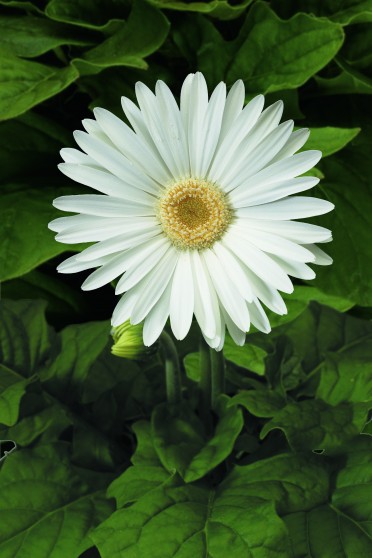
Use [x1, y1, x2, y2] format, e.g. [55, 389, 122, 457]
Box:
[157, 178, 233, 250]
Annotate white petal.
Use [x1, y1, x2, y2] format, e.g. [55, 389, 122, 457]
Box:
[248, 298, 271, 334]
[115, 240, 171, 294]
[221, 306, 247, 346]
[208, 94, 264, 183]
[143, 280, 173, 346]
[73, 130, 159, 195]
[135, 82, 183, 179]
[230, 150, 322, 201]
[270, 128, 310, 163]
[82, 237, 169, 291]
[186, 73, 209, 177]
[94, 107, 171, 184]
[228, 258, 287, 315]
[232, 225, 316, 263]
[76, 227, 162, 262]
[58, 163, 154, 204]
[212, 242, 253, 301]
[155, 80, 190, 177]
[130, 249, 179, 324]
[303, 244, 333, 265]
[200, 81, 226, 176]
[53, 195, 156, 217]
[242, 220, 332, 244]
[202, 249, 250, 331]
[202, 310, 225, 351]
[170, 251, 195, 340]
[224, 230, 294, 293]
[82, 118, 115, 147]
[270, 255, 316, 280]
[51, 216, 158, 243]
[60, 147, 98, 166]
[112, 288, 141, 326]
[218, 79, 245, 143]
[191, 250, 219, 339]
[231, 176, 319, 207]
[57, 254, 111, 274]
[180, 73, 195, 140]
[121, 95, 165, 165]
[235, 196, 334, 220]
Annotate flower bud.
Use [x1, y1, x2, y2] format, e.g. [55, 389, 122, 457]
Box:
[111, 321, 147, 360]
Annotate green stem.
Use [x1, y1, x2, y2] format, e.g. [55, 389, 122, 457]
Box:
[210, 348, 225, 409]
[159, 331, 181, 405]
[198, 336, 212, 422]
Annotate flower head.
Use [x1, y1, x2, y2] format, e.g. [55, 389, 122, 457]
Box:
[49, 73, 333, 350]
[111, 321, 148, 360]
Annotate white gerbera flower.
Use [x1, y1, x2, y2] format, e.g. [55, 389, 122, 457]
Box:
[49, 72, 333, 350]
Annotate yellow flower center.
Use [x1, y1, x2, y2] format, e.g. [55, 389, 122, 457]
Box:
[157, 178, 233, 250]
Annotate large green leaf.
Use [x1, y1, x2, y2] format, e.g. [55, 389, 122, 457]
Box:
[152, 396, 243, 482]
[45, 0, 128, 31]
[314, 136, 372, 305]
[283, 436, 372, 557]
[220, 452, 329, 514]
[0, 184, 81, 282]
[92, 484, 291, 558]
[0, 51, 78, 120]
[261, 399, 369, 451]
[305, 126, 360, 157]
[227, 2, 344, 92]
[263, 303, 372, 392]
[284, 504, 372, 558]
[0, 15, 94, 57]
[149, 0, 253, 20]
[107, 421, 174, 507]
[332, 435, 372, 537]
[271, 0, 372, 26]
[0, 443, 113, 558]
[0, 299, 125, 469]
[72, 0, 170, 75]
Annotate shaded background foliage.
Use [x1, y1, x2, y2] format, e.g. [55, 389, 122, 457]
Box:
[0, 1, 371, 557]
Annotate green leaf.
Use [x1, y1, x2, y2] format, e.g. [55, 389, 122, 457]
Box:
[0, 184, 82, 282]
[0, 16, 94, 58]
[264, 302, 372, 392]
[149, 0, 253, 20]
[267, 286, 354, 329]
[221, 452, 329, 514]
[227, 2, 344, 92]
[107, 421, 174, 507]
[0, 443, 113, 558]
[0, 52, 78, 120]
[0, 370, 37, 426]
[304, 126, 360, 157]
[229, 389, 286, 418]
[0, 0, 43, 14]
[92, 484, 290, 558]
[315, 69, 372, 95]
[284, 504, 372, 558]
[271, 0, 372, 26]
[283, 435, 372, 557]
[72, 0, 170, 75]
[45, 0, 127, 31]
[261, 399, 370, 451]
[223, 337, 267, 375]
[1, 269, 88, 322]
[332, 435, 372, 535]
[314, 143, 372, 305]
[0, 300, 53, 374]
[152, 396, 243, 482]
